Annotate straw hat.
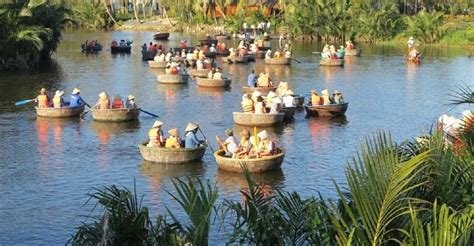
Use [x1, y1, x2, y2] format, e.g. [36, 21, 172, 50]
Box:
[321, 89, 329, 96]
[72, 88, 80, 95]
[40, 88, 47, 93]
[168, 128, 179, 137]
[185, 122, 199, 132]
[113, 95, 122, 101]
[285, 89, 294, 96]
[127, 95, 135, 100]
[252, 90, 262, 98]
[266, 91, 276, 99]
[225, 129, 233, 136]
[334, 90, 341, 95]
[99, 92, 108, 99]
[152, 120, 164, 128]
[257, 130, 268, 140]
[240, 129, 250, 138]
[310, 90, 318, 94]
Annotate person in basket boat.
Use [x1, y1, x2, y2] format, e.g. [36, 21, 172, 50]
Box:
[165, 128, 181, 148]
[282, 89, 295, 108]
[69, 88, 83, 107]
[35, 88, 51, 108]
[216, 129, 238, 157]
[332, 90, 344, 104]
[234, 129, 254, 159]
[255, 130, 277, 158]
[257, 71, 272, 87]
[184, 122, 204, 149]
[213, 67, 224, 80]
[52, 90, 65, 108]
[310, 90, 322, 106]
[147, 120, 165, 147]
[96, 92, 110, 109]
[125, 95, 137, 108]
[111, 95, 124, 109]
[241, 94, 254, 113]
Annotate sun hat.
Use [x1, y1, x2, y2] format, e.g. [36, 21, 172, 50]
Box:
[266, 91, 277, 99]
[168, 128, 179, 137]
[127, 95, 135, 100]
[240, 129, 250, 138]
[334, 90, 341, 95]
[321, 89, 329, 96]
[40, 88, 47, 93]
[152, 120, 164, 128]
[257, 130, 268, 140]
[225, 129, 233, 136]
[310, 90, 318, 94]
[72, 88, 80, 95]
[99, 92, 108, 99]
[185, 122, 199, 132]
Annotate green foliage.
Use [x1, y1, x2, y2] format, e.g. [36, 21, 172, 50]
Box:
[67, 1, 114, 30]
[405, 10, 447, 43]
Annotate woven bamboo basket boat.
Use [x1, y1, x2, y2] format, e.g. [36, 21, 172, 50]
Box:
[345, 49, 362, 56]
[191, 69, 211, 78]
[196, 78, 231, 88]
[81, 44, 102, 53]
[282, 106, 297, 120]
[139, 143, 206, 164]
[224, 56, 249, 64]
[157, 74, 190, 84]
[293, 95, 305, 107]
[319, 59, 344, 66]
[91, 107, 140, 122]
[214, 149, 285, 173]
[242, 86, 276, 94]
[233, 112, 284, 126]
[153, 32, 170, 40]
[265, 57, 291, 65]
[35, 105, 85, 118]
[305, 102, 349, 117]
[148, 60, 167, 68]
[111, 45, 131, 53]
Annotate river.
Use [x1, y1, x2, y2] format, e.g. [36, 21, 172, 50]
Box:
[0, 30, 472, 244]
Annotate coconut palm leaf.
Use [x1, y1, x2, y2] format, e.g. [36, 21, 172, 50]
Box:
[449, 85, 474, 105]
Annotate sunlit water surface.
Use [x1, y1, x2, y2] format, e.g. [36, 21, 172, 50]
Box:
[0, 30, 472, 244]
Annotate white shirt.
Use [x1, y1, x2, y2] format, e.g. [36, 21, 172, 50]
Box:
[196, 60, 203, 70]
[210, 46, 216, 52]
[283, 95, 295, 107]
[225, 136, 238, 154]
[186, 53, 193, 60]
[285, 51, 291, 58]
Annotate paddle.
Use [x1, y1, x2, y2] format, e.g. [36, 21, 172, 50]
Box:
[293, 58, 302, 64]
[139, 109, 159, 117]
[15, 99, 35, 106]
[198, 127, 215, 153]
[80, 109, 91, 119]
[80, 99, 91, 108]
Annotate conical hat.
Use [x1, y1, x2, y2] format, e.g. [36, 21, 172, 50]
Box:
[278, 82, 288, 90]
[266, 91, 276, 99]
[99, 92, 108, 99]
[55, 90, 64, 97]
[285, 89, 294, 96]
[127, 95, 135, 100]
[40, 88, 47, 93]
[252, 90, 262, 98]
[168, 128, 179, 137]
[152, 120, 163, 128]
[321, 89, 329, 96]
[185, 122, 199, 132]
[257, 130, 268, 140]
[72, 88, 80, 94]
[334, 90, 341, 94]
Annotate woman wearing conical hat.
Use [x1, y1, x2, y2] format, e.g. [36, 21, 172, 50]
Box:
[52, 90, 65, 108]
[333, 90, 344, 104]
[165, 128, 181, 148]
[96, 92, 110, 109]
[148, 120, 164, 147]
[184, 122, 203, 149]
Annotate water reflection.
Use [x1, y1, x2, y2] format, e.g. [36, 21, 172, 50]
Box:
[215, 169, 285, 198]
[307, 116, 348, 148]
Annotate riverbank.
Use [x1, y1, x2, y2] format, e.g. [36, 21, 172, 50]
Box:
[117, 17, 226, 34]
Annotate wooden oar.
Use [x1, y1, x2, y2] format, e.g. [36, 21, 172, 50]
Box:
[15, 99, 35, 106]
[80, 109, 91, 119]
[293, 58, 302, 64]
[139, 109, 159, 117]
[81, 99, 91, 108]
[198, 128, 215, 153]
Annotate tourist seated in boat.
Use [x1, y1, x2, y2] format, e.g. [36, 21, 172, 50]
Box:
[337, 46, 345, 58]
[181, 49, 187, 58]
[329, 45, 338, 60]
[111, 40, 118, 46]
[210, 44, 217, 53]
[247, 70, 256, 87]
[111, 95, 124, 109]
[257, 72, 273, 87]
[184, 122, 203, 149]
[69, 88, 83, 107]
[254, 96, 266, 114]
[250, 43, 257, 53]
[276, 82, 289, 96]
[154, 52, 165, 62]
[96, 92, 110, 109]
[228, 48, 237, 58]
[180, 40, 187, 49]
[346, 40, 355, 51]
[284, 50, 291, 58]
[238, 47, 248, 57]
[198, 49, 205, 60]
[216, 129, 238, 157]
[310, 90, 322, 105]
[125, 95, 137, 108]
[196, 59, 204, 70]
[203, 45, 210, 53]
[52, 90, 65, 108]
[234, 129, 253, 158]
[241, 94, 254, 113]
[35, 88, 51, 108]
[265, 49, 272, 59]
[165, 52, 173, 62]
[256, 130, 276, 157]
[147, 120, 165, 147]
[282, 90, 296, 107]
[265, 91, 277, 105]
[165, 128, 181, 148]
[322, 44, 329, 57]
[192, 48, 199, 60]
[207, 68, 215, 78]
[332, 90, 344, 104]
[141, 43, 147, 53]
[147, 42, 154, 51]
[321, 89, 331, 105]
[269, 97, 282, 114]
[186, 50, 193, 60]
[213, 67, 224, 80]
[274, 50, 281, 58]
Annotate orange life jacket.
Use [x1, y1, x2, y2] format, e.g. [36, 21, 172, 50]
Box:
[112, 99, 124, 109]
[37, 95, 50, 108]
[171, 67, 178, 74]
[165, 136, 181, 148]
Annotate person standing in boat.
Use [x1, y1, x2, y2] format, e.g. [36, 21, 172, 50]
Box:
[35, 88, 51, 108]
[216, 129, 238, 157]
[165, 128, 181, 148]
[69, 88, 83, 107]
[333, 90, 344, 104]
[247, 70, 257, 87]
[147, 120, 164, 147]
[125, 95, 137, 108]
[184, 122, 203, 149]
[96, 92, 110, 109]
[52, 90, 65, 108]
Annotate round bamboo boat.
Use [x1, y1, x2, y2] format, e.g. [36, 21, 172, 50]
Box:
[305, 102, 348, 117]
[282, 106, 296, 120]
[233, 112, 284, 126]
[35, 105, 85, 118]
[81, 44, 102, 53]
[148, 60, 167, 68]
[153, 32, 170, 40]
[191, 68, 211, 78]
[293, 95, 305, 106]
[242, 86, 276, 94]
[215, 34, 231, 40]
[225, 56, 249, 64]
[196, 78, 231, 88]
[111, 46, 131, 53]
[265, 57, 291, 65]
[345, 49, 361, 56]
[91, 108, 141, 122]
[157, 74, 190, 84]
[139, 143, 206, 164]
[319, 59, 344, 66]
[214, 149, 285, 173]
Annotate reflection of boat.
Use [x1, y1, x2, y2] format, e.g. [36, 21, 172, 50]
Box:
[139, 143, 206, 164]
[265, 58, 291, 65]
[282, 106, 296, 120]
[320, 59, 344, 66]
[305, 103, 349, 117]
[196, 78, 231, 88]
[242, 86, 276, 94]
[191, 69, 211, 78]
[91, 108, 141, 122]
[157, 74, 190, 84]
[153, 32, 170, 40]
[214, 149, 285, 173]
[92, 120, 140, 135]
[215, 168, 285, 192]
[233, 112, 284, 126]
[35, 105, 85, 118]
[148, 60, 167, 68]
[81, 44, 102, 53]
[345, 49, 362, 56]
[111, 45, 132, 53]
[141, 160, 203, 179]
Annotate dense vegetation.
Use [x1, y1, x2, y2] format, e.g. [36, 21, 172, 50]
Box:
[0, 0, 71, 70]
[70, 88, 473, 245]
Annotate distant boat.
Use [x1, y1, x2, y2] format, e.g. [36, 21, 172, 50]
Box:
[153, 32, 170, 40]
[305, 102, 349, 117]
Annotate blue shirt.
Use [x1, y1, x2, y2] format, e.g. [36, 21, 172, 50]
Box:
[247, 73, 256, 87]
[185, 131, 201, 148]
[69, 94, 83, 107]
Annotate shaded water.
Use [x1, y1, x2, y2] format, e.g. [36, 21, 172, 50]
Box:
[0, 30, 472, 244]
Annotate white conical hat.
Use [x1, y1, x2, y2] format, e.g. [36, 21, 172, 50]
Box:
[152, 120, 163, 128]
[168, 128, 179, 137]
[257, 130, 268, 140]
[72, 88, 80, 94]
[127, 95, 135, 100]
[266, 91, 276, 99]
[252, 90, 262, 98]
[55, 90, 64, 97]
[321, 89, 329, 96]
[99, 92, 108, 99]
[185, 122, 199, 132]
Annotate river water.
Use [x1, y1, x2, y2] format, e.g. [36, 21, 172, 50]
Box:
[0, 30, 472, 244]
